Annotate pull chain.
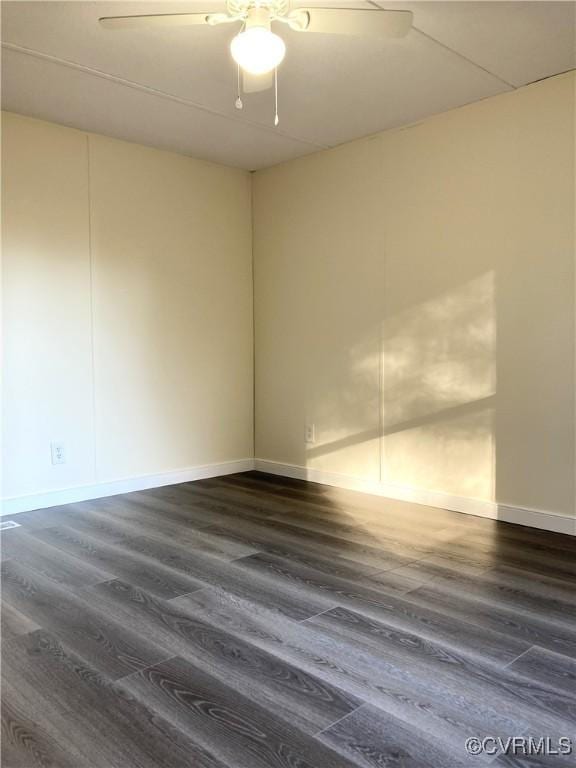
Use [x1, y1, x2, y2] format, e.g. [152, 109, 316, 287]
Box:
[274, 67, 279, 126]
[235, 63, 243, 110]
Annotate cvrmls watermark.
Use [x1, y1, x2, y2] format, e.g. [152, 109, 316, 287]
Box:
[465, 736, 573, 757]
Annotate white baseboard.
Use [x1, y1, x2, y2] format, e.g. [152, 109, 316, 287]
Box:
[1, 458, 256, 516]
[254, 459, 576, 536]
[5, 456, 574, 537]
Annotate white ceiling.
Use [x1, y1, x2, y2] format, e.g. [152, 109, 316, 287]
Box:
[2, 1, 575, 170]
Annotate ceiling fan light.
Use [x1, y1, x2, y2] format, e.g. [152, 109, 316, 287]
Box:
[230, 26, 286, 75]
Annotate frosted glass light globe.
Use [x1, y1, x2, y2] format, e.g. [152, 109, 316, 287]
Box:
[230, 26, 286, 75]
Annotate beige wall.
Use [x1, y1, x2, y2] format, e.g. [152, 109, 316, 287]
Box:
[2, 112, 253, 503]
[4, 74, 575, 521]
[2, 114, 95, 498]
[253, 72, 576, 518]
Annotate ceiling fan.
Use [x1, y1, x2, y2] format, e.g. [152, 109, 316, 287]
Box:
[100, 1, 413, 124]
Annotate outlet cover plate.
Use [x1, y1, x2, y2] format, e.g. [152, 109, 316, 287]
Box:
[305, 424, 316, 444]
[51, 441, 66, 465]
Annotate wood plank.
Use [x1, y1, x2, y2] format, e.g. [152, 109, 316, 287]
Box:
[422, 537, 576, 582]
[317, 703, 469, 768]
[232, 552, 531, 665]
[2, 472, 575, 767]
[30, 524, 205, 599]
[209, 480, 469, 554]
[1, 682, 88, 768]
[495, 748, 576, 768]
[405, 583, 576, 660]
[462, 522, 576, 556]
[175, 588, 534, 752]
[224, 473, 481, 530]
[89, 578, 361, 734]
[257, 509, 435, 557]
[0, 504, 78, 532]
[1, 529, 113, 587]
[216, 475, 470, 535]
[74, 502, 259, 561]
[248, 517, 426, 570]
[482, 564, 576, 605]
[192, 478, 303, 516]
[381, 558, 576, 624]
[108, 490, 226, 528]
[72, 534, 328, 621]
[1, 629, 226, 768]
[145, 483, 283, 524]
[1, 560, 169, 680]
[306, 605, 576, 728]
[200, 523, 387, 579]
[1, 599, 40, 640]
[55, 513, 262, 584]
[122, 655, 359, 768]
[507, 646, 576, 698]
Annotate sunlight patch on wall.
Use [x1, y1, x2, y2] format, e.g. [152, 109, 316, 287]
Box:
[305, 334, 380, 479]
[382, 272, 496, 500]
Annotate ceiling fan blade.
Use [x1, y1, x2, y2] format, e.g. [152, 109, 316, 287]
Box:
[300, 8, 413, 38]
[242, 70, 274, 94]
[99, 13, 215, 30]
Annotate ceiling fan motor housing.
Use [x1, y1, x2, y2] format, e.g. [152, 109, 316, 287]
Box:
[227, 0, 290, 18]
[246, 6, 272, 31]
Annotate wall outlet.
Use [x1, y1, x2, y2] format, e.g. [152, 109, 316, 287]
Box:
[305, 424, 316, 444]
[51, 441, 66, 465]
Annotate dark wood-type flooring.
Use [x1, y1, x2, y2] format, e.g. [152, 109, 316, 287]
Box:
[2, 471, 575, 767]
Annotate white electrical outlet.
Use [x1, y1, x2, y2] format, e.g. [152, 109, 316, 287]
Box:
[305, 424, 316, 444]
[51, 441, 66, 465]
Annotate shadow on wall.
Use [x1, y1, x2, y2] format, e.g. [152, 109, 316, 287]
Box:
[305, 271, 497, 505]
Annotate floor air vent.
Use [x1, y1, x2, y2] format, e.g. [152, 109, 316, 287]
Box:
[0, 520, 21, 530]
